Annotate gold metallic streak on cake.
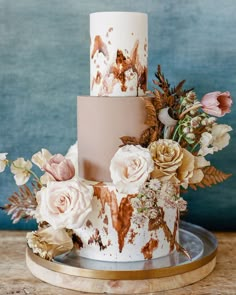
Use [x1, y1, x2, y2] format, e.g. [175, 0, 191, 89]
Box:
[91, 35, 109, 60]
[93, 183, 135, 253]
[141, 238, 159, 260]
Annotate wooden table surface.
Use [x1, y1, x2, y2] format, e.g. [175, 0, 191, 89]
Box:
[0, 230, 235, 295]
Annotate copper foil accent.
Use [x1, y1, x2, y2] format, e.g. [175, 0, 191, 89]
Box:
[170, 210, 179, 252]
[88, 228, 107, 251]
[148, 207, 190, 259]
[103, 226, 108, 235]
[117, 196, 134, 252]
[91, 35, 109, 60]
[107, 40, 147, 95]
[141, 238, 158, 259]
[103, 215, 108, 225]
[93, 183, 135, 253]
[128, 229, 138, 244]
[86, 220, 93, 228]
[72, 234, 83, 250]
[111, 50, 132, 92]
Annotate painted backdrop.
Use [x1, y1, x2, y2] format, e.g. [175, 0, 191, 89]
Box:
[0, 0, 235, 230]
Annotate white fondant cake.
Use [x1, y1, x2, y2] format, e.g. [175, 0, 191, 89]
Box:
[74, 181, 179, 262]
[90, 12, 148, 97]
[76, 12, 181, 262]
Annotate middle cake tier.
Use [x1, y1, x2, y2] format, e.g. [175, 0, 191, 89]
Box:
[77, 96, 148, 182]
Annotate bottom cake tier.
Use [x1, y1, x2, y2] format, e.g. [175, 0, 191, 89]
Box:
[74, 181, 180, 262]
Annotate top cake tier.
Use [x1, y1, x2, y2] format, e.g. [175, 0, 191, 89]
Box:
[90, 12, 148, 97]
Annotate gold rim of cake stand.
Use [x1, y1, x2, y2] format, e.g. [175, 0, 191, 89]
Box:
[26, 246, 217, 280]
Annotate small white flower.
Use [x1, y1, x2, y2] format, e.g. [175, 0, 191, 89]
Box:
[211, 124, 232, 152]
[182, 127, 190, 134]
[131, 198, 141, 209]
[144, 199, 155, 208]
[185, 133, 195, 140]
[0, 153, 8, 173]
[147, 208, 159, 219]
[31, 149, 52, 170]
[198, 132, 214, 156]
[10, 158, 32, 185]
[208, 117, 217, 124]
[132, 213, 147, 226]
[201, 118, 208, 126]
[148, 179, 161, 191]
[190, 117, 201, 128]
[176, 198, 187, 212]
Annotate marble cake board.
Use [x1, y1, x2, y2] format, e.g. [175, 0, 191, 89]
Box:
[26, 222, 217, 294]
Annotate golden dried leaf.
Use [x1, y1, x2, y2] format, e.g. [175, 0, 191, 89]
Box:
[166, 95, 175, 107]
[190, 166, 232, 190]
[152, 89, 164, 110]
[144, 99, 157, 126]
[139, 127, 158, 147]
[150, 128, 158, 143]
[119, 136, 139, 146]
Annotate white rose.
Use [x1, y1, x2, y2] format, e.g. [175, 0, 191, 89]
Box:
[211, 124, 232, 151]
[10, 158, 32, 185]
[36, 179, 93, 229]
[0, 153, 8, 173]
[110, 145, 154, 194]
[31, 149, 52, 170]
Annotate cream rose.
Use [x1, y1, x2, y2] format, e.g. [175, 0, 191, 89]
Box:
[110, 145, 154, 194]
[149, 139, 182, 181]
[36, 179, 93, 229]
[149, 139, 194, 184]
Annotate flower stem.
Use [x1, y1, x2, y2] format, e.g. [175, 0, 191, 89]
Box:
[172, 123, 181, 141]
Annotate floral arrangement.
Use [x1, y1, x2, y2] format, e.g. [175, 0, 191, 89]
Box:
[0, 66, 232, 260]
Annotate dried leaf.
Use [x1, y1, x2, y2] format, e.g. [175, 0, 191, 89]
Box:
[144, 99, 157, 126]
[119, 136, 139, 146]
[154, 65, 171, 96]
[190, 166, 232, 190]
[1, 184, 38, 223]
[171, 79, 186, 95]
[139, 127, 156, 147]
[152, 89, 164, 110]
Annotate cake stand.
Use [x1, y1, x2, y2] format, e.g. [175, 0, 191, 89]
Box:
[26, 221, 217, 293]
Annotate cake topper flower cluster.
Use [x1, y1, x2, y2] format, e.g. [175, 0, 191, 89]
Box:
[0, 66, 232, 260]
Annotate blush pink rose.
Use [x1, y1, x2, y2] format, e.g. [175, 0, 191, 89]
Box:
[44, 154, 75, 181]
[201, 91, 232, 117]
[36, 179, 93, 229]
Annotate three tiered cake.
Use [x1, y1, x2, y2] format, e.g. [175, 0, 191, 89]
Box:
[75, 12, 181, 262]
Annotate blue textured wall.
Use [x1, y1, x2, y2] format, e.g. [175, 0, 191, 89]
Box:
[0, 0, 235, 230]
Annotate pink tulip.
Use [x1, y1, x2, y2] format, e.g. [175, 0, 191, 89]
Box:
[44, 154, 75, 181]
[201, 91, 232, 117]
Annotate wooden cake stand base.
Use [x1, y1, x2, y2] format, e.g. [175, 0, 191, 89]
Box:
[26, 222, 217, 294]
